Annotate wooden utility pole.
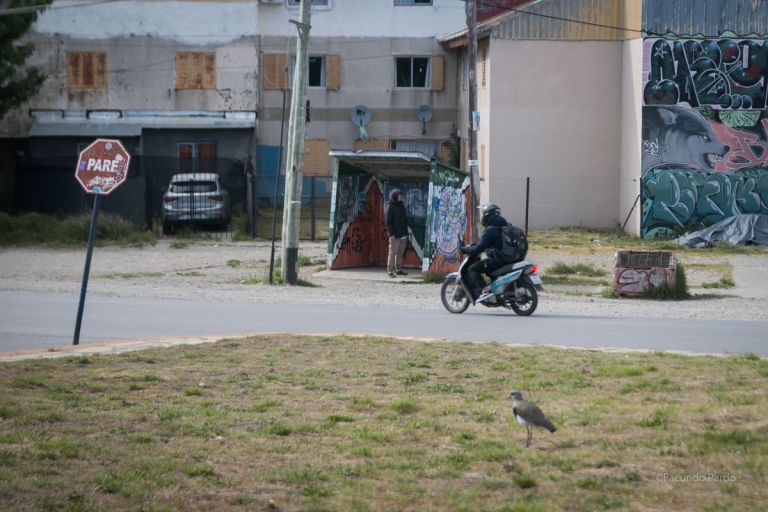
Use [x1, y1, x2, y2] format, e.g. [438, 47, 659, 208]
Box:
[281, 0, 312, 284]
[466, 0, 480, 242]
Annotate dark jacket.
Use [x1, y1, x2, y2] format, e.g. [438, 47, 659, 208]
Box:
[463, 214, 510, 262]
[386, 190, 409, 238]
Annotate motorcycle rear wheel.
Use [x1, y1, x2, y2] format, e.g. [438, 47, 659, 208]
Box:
[441, 278, 470, 314]
[511, 280, 538, 316]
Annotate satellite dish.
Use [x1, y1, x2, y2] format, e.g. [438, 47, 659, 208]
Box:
[417, 105, 433, 135]
[351, 105, 371, 141]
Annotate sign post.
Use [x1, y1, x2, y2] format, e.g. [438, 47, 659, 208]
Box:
[73, 138, 131, 345]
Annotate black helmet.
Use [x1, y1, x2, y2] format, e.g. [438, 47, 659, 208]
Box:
[479, 203, 501, 227]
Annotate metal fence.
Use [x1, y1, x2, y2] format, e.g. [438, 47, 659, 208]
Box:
[12, 154, 332, 241]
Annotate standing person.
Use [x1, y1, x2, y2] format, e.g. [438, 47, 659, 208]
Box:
[386, 188, 409, 278]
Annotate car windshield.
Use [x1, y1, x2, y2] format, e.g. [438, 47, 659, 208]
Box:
[170, 181, 217, 193]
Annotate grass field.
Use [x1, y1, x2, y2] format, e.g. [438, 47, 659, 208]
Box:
[1, 335, 766, 511]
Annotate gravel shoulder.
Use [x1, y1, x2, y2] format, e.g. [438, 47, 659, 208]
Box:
[1, 240, 767, 322]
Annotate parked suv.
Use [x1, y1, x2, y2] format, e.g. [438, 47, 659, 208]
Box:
[161, 173, 230, 233]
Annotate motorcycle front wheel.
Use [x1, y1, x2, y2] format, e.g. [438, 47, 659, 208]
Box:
[441, 277, 470, 314]
[511, 279, 538, 316]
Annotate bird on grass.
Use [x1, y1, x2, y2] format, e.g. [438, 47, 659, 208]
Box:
[509, 390, 557, 447]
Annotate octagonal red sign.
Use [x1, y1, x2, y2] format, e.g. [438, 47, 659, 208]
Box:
[75, 138, 131, 195]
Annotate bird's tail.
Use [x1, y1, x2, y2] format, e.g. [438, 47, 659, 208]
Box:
[543, 420, 557, 433]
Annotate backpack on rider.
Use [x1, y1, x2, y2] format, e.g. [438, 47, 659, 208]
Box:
[498, 224, 528, 262]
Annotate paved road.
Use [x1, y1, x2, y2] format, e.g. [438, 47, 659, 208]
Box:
[1, 291, 765, 356]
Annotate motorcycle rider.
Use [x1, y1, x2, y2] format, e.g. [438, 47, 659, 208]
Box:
[461, 203, 518, 300]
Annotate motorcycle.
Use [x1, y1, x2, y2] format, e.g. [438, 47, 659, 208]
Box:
[440, 252, 544, 316]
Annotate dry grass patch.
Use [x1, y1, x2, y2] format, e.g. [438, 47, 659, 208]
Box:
[0, 336, 766, 511]
[529, 227, 768, 256]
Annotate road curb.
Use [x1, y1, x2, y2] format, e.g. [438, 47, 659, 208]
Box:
[0, 332, 448, 363]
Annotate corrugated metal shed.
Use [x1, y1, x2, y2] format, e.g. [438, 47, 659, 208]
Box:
[491, 0, 642, 41]
[643, 0, 768, 37]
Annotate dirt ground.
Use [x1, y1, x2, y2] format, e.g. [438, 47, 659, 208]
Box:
[2, 239, 768, 323]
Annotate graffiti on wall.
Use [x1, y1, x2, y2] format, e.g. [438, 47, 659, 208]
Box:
[404, 187, 427, 220]
[711, 117, 768, 171]
[641, 37, 768, 237]
[430, 186, 467, 257]
[641, 105, 730, 174]
[335, 174, 359, 224]
[614, 268, 675, 296]
[426, 166, 470, 266]
[641, 167, 768, 238]
[644, 38, 767, 110]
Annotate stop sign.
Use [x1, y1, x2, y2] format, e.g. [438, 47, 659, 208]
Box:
[75, 138, 131, 195]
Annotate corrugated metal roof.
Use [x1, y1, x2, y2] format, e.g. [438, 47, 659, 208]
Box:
[442, 0, 766, 43]
[643, 0, 768, 37]
[29, 122, 142, 137]
[491, 0, 642, 41]
[330, 151, 435, 179]
[29, 111, 256, 137]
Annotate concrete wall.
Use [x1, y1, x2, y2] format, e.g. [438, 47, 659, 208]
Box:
[258, 36, 458, 151]
[619, 38, 643, 236]
[486, 39, 622, 229]
[258, 0, 464, 38]
[1, 0, 464, 139]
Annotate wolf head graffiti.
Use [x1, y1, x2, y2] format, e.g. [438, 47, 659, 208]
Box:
[642, 106, 729, 174]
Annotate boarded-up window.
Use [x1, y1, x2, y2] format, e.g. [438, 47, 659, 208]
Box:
[430, 55, 444, 91]
[480, 144, 486, 180]
[326, 54, 340, 91]
[302, 139, 331, 176]
[263, 53, 288, 90]
[439, 140, 453, 165]
[66, 51, 108, 90]
[176, 52, 216, 90]
[355, 138, 390, 151]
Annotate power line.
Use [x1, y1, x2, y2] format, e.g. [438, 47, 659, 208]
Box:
[0, 0, 121, 17]
[473, 0, 644, 35]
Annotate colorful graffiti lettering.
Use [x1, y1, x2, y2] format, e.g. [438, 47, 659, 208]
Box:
[712, 118, 768, 171]
[641, 37, 768, 238]
[430, 186, 467, 256]
[641, 167, 768, 238]
[644, 38, 768, 109]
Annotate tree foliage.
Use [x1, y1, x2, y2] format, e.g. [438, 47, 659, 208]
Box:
[0, 0, 52, 118]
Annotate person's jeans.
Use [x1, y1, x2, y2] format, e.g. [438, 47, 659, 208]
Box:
[387, 236, 407, 273]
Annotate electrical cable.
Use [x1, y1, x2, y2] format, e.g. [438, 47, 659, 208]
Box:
[472, 0, 644, 35]
[0, 0, 121, 17]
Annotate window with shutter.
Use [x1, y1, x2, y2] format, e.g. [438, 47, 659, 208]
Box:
[326, 54, 340, 91]
[66, 52, 108, 90]
[302, 139, 331, 176]
[176, 52, 216, 90]
[430, 55, 444, 91]
[263, 54, 288, 90]
[395, 56, 432, 88]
